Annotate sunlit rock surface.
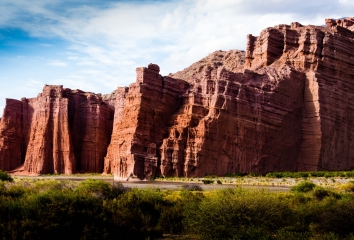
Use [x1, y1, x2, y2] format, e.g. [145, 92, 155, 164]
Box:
[1, 17, 354, 178]
[0, 85, 113, 174]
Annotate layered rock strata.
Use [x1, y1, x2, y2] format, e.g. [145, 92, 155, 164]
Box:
[104, 17, 354, 179]
[245, 19, 354, 171]
[0, 99, 24, 171]
[0, 86, 114, 174]
[1, 17, 354, 178]
[103, 64, 189, 179]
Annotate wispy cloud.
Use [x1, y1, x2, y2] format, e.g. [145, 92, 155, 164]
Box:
[0, 0, 353, 117]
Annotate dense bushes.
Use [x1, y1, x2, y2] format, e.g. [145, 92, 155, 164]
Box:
[223, 170, 354, 179]
[182, 184, 203, 191]
[0, 179, 161, 239]
[340, 181, 354, 192]
[184, 188, 292, 239]
[0, 179, 354, 239]
[201, 179, 214, 184]
[0, 170, 13, 182]
[290, 181, 316, 193]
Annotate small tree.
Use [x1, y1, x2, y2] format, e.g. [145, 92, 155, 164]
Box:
[0, 170, 13, 182]
[291, 181, 316, 193]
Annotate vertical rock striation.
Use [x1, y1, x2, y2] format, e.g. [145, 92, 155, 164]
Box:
[0, 85, 114, 174]
[1, 17, 354, 177]
[104, 64, 188, 179]
[104, 17, 354, 179]
[0, 99, 24, 170]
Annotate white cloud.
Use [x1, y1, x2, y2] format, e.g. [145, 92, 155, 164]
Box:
[0, 0, 354, 117]
[18, 79, 47, 96]
[339, 0, 353, 4]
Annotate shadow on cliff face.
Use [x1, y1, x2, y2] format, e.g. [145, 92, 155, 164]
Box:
[255, 69, 305, 174]
[296, 71, 322, 171]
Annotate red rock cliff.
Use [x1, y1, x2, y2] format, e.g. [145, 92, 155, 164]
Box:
[0, 85, 114, 174]
[0, 99, 24, 170]
[1, 17, 354, 177]
[104, 17, 354, 179]
[103, 64, 188, 179]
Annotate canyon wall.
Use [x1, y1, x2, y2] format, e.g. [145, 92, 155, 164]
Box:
[0, 85, 114, 174]
[103, 64, 188, 179]
[244, 18, 354, 171]
[1, 17, 354, 178]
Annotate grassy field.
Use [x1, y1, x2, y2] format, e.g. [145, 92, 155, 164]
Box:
[1, 170, 354, 239]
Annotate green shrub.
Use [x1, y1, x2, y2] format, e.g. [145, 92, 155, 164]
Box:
[313, 200, 354, 236]
[0, 190, 107, 239]
[75, 179, 112, 198]
[106, 188, 166, 239]
[217, 180, 222, 184]
[339, 182, 354, 192]
[182, 184, 203, 191]
[204, 175, 218, 179]
[0, 170, 13, 182]
[312, 186, 331, 200]
[33, 179, 74, 193]
[184, 188, 292, 239]
[266, 172, 284, 178]
[2, 184, 26, 198]
[274, 229, 312, 240]
[2, 178, 354, 239]
[265, 171, 354, 179]
[202, 179, 214, 184]
[291, 181, 316, 193]
[248, 172, 261, 177]
[109, 181, 131, 197]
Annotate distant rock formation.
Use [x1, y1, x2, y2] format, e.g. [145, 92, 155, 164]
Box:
[1, 17, 354, 178]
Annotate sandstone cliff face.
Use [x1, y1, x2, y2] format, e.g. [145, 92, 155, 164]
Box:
[1, 17, 354, 177]
[104, 17, 354, 179]
[103, 64, 188, 179]
[161, 65, 305, 176]
[0, 85, 114, 174]
[245, 19, 354, 171]
[0, 99, 24, 171]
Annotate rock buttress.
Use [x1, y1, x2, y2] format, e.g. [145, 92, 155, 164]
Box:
[104, 64, 188, 179]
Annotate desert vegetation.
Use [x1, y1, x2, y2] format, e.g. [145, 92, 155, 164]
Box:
[152, 171, 354, 190]
[0, 170, 13, 182]
[0, 175, 354, 239]
[265, 171, 354, 178]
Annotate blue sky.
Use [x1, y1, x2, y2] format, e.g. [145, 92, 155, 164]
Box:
[1, 0, 353, 116]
